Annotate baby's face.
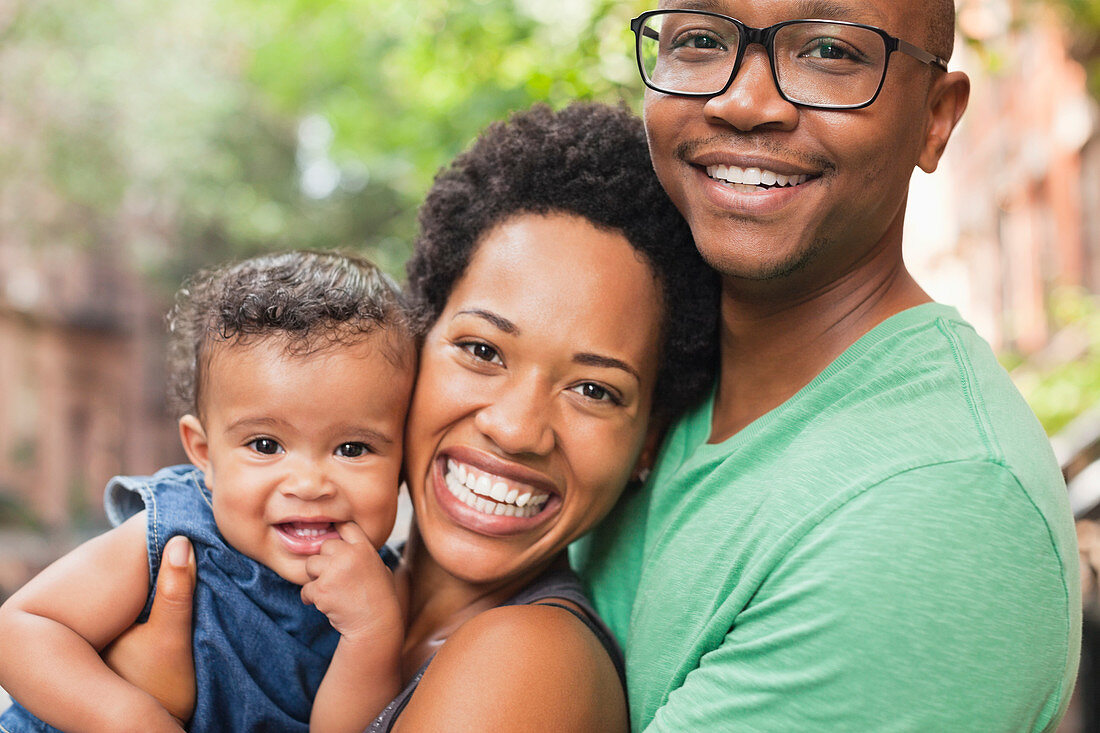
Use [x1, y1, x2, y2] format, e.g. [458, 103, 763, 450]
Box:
[181, 332, 414, 585]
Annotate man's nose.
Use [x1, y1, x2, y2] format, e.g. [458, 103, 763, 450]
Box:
[702, 45, 799, 132]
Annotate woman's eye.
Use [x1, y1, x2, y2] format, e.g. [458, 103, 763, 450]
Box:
[248, 438, 283, 455]
[571, 382, 621, 404]
[335, 442, 371, 458]
[460, 341, 503, 365]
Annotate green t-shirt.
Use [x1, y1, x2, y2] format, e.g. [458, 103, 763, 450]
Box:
[572, 303, 1080, 731]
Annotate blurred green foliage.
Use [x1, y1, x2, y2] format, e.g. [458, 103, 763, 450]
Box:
[1008, 288, 1100, 435]
[1, 0, 649, 284]
[1043, 0, 1100, 97]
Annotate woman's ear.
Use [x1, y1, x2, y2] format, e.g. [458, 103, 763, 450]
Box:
[178, 415, 213, 487]
[630, 421, 666, 486]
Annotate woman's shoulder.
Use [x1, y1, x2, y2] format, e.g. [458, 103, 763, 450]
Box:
[393, 602, 627, 732]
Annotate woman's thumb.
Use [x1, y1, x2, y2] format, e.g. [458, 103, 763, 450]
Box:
[151, 535, 196, 623]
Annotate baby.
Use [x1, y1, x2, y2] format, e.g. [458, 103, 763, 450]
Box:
[0, 251, 415, 732]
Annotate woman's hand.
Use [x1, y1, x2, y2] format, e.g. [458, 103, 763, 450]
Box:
[102, 535, 198, 725]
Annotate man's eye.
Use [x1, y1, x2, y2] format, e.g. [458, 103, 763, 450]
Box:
[804, 39, 860, 61]
[336, 442, 371, 458]
[461, 342, 502, 364]
[673, 31, 725, 51]
[248, 438, 283, 455]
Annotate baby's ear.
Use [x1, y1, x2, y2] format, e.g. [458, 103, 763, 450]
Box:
[178, 415, 212, 487]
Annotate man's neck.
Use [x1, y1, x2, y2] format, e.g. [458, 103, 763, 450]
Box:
[709, 250, 930, 443]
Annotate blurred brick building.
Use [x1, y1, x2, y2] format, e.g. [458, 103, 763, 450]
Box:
[907, 0, 1100, 353]
[0, 233, 184, 598]
[0, 241, 182, 529]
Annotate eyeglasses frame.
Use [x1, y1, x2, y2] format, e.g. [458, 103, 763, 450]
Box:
[630, 9, 949, 110]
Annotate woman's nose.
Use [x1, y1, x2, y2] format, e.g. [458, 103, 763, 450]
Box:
[473, 375, 555, 457]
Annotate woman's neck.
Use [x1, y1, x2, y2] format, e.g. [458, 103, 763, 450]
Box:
[396, 522, 560, 679]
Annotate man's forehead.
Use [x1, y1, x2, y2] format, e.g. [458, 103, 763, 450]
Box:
[655, 0, 892, 28]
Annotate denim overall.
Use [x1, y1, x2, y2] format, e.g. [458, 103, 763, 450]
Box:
[1, 465, 396, 732]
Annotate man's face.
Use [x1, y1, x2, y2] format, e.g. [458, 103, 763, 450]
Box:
[644, 0, 943, 288]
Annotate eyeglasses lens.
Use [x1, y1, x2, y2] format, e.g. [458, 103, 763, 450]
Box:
[638, 13, 889, 107]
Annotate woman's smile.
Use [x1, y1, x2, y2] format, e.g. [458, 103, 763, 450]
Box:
[431, 447, 561, 536]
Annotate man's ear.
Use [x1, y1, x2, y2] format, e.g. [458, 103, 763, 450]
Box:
[178, 415, 213, 488]
[918, 70, 970, 173]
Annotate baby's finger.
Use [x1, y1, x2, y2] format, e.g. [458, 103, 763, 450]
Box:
[335, 520, 370, 545]
[300, 579, 316, 607]
[304, 552, 327, 579]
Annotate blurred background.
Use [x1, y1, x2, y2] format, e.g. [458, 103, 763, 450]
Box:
[0, 0, 1099, 724]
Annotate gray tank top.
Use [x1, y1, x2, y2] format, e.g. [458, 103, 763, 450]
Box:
[368, 565, 625, 731]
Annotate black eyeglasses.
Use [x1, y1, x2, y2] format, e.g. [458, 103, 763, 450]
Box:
[631, 10, 948, 110]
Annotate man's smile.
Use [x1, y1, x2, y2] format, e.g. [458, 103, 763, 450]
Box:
[706, 164, 811, 192]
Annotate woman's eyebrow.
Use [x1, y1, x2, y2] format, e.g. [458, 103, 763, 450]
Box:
[573, 352, 640, 382]
[454, 308, 519, 335]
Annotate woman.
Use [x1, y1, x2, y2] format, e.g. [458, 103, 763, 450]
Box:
[105, 103, 718, 731]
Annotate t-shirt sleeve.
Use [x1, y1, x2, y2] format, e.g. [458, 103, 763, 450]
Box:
[643, 461, 1078, 732]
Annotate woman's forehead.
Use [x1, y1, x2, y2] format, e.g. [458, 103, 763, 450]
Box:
[446, 213, 664, 355]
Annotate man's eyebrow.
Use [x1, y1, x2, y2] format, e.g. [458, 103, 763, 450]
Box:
[661, 0, 728, 12]
[573, 352, 641, 382]
[454, 309, 519, 335]
[660, 0, 886, 26]
[792, 0, 887, 25]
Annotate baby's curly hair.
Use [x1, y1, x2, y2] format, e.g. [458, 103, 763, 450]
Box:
[167, 250, 410, 418]
[406, 103, 718, 420]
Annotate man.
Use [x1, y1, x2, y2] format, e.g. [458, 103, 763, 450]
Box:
[571, 0, 1080, 730]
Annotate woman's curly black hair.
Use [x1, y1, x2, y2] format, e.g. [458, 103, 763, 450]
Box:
[167, 250, 411, 418]
[406, 103, 718, 420]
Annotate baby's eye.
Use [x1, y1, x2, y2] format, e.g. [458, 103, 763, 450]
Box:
[248, 438, 283, 455]
[570, 382, 622, 405]
[460, 341, 503, 365]
[335, 442, 372, 458]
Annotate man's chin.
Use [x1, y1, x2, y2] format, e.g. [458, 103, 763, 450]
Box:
[698, 241, 826, 286]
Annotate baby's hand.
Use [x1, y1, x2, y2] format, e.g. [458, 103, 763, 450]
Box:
[300, 523, 403, 642]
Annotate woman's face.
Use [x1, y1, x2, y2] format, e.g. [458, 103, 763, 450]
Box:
[405, 212, 664, 585]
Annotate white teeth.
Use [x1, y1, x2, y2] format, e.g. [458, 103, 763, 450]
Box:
[705, 164, 808, 189]
[475, 475, 491, 497]
[285, 525, 330, 538]
[442, 459, 551, 519]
